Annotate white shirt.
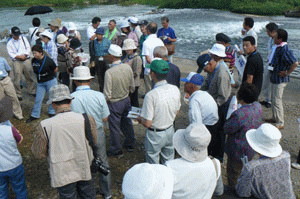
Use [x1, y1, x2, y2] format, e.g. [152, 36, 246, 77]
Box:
[86, 25, 97, 40]
[142, 34, 164, 64]
[245, 29, 258, 46]
[140, 80, 181, 129]
[7, 36, 31, 60]
[189, 90, 219, 126]
[28, 27, 39, 46]
[166, 157, 221, 199]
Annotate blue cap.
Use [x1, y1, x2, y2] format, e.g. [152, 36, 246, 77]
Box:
[95, 27, 105, 35]
[181, 72, 204, 86]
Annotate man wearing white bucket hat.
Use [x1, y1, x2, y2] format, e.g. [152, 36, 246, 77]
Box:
[122, 163, 174, 199]
[201, 43, 233, 162]
[166, 124, 223, 198]
[104, 44, 135, 156]
[70, 66, 112, 198]
[236, 123, 295, 198]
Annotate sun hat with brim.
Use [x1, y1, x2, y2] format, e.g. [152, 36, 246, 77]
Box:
[0, 96, 13, 123]
[95, 27, 105, 35]
[209, 43, 226, 58]
[48, 18, 62, 28]
[57, 34, 68, 44]
[68, 22, 77, 31]
[174, 123, 211, 162]
[122, 163, 173, 199]
[122, 39, 137, 50]
[40, 30, 53, 40]
[148, 59, 170, 74]
[108, 44, 122, 57]
[181, 72, 205, 86]
[128, 17, 139, 24]
[11, 27, 21, 36]
[120, 21, 130, 29]
[246, 123, 282, 158]
[70, 66, 94, 80]
[47, 84, 74, 105]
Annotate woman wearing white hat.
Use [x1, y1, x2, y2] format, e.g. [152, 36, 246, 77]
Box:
[57, 34, 72, 87]
[120, 21, 139, 47]
[236, 123, 295, 198]
[39, 30, 58, 66]
[122, 39, 142, 107]
[67, 22, 81, 41]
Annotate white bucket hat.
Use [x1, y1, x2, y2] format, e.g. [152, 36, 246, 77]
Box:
[70, 66, 94, 80]
[122, 39, 137, 50]
[57, 34, 68, 44]
[122, 163, 173, 199]
[246, 123, 282, 158]
[128, 17, 139, 24]
[68, 22, 77, 31]
[108, 44, 122, 57]
[120, 21, 130, 29]
[40, 30, 53, 40]
[209, 43, 226, 58]
[173, 123, 211, 162]
[47, 84, 74, 104]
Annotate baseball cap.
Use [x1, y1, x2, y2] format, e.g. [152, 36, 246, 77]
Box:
[148, 59, 170, 74]
[11, 27, 21, 36]
[181, 72, 205, 86]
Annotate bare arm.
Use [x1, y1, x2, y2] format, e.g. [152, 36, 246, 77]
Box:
[246, 74, 253, 84]
[278, 62, 298, 77]
[137, 116, 152, 128]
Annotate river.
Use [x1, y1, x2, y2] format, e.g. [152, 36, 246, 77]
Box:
[0, 4, 300, 76]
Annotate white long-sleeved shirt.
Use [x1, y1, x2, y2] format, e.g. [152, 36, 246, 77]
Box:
[7, 36, 31, 60]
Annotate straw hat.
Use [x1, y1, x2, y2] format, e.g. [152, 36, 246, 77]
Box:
[122, 39, 137, 50]
[108, 44, 122, 57]
[180, 72, 205, 86]
[57, 34, 68, 44]
[47, 84, 74, 104]
[246, 123, 282, 158]
[70, 66, 94, 80]
[209, 43, 226, 57]
[122, 163, 173, 199]
[0, 96, 13, 123]
[48, 18, 62, 28]
[173, 123, 211, 162]
[39, 30, 53, 40]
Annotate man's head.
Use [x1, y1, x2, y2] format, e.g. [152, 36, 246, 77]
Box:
[181, 72, 205, 96]
[149, 59, 170, 82]
[147, 22, 158, 34]
[92, 17, 101, 28]
[139, 20, 149, 34]
[95, 27, 105, 41]
[128, 17, 139, 28]
[216, 33, 231, 45]
[105, 44, 122, 63]
[161, 16, 169, 29]
[204, 59, 217, 73]
[32, 17, 41, 27]
[266, 22, 278, 38]
[153, 46, 168, 60]
[11, 26, 21, 40]
[47, 84, 74, 109]
[243, 17, 254, 30]
[274, 28, 288, 45]
[108, 19, 116, 31]
[243, 36, 256, 55]
[70, 66, 94, 86]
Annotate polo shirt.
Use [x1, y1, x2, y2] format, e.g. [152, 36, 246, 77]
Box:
[166, 62, 180, 88]
[157, 27, 176, 44]
[166, 157, 221, 199]
[142, 34, 164, 63]
[0, 57, 11, 79]
[93, 38, 111, 57]
[242, 51, 264, 95]
[189, 90, 219, 126]
[71, 85, 110, 129]
[270, 44, 297, 84]
[245, 29, 258, 46]
[140, 80, 181, 129]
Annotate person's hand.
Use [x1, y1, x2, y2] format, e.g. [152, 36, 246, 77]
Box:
[278, 71, 288, 77]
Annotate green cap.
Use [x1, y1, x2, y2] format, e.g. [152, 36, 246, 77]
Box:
[148, 59, 170, 74]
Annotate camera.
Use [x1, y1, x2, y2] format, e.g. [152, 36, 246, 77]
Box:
[91, 157, 110, 176]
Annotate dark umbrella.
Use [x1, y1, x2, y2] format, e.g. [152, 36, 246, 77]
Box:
[25, 5, 52, 16]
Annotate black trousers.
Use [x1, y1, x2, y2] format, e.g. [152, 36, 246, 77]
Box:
[129, 86, 139, 107]
[95, 59, 107, 92]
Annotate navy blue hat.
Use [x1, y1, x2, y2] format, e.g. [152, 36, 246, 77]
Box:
[95, 27, 105, 35]
[181, 72, 205, 86]
[196, 54, 211, 73]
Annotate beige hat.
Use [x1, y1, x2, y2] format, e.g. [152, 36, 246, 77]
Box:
[57, 34, 68, 44]
[48, 18, 62, 28]
[108, 44, 122, 57]
[122, 39, 137, 50]
[122, 163, 173, 199]
[0, 96, 13, 123]
[246, 123, 282, 158]
[47, 84, 74, 104]
[173, 123, 211, 162]
[70, 66, 94, 80]
[209, 43, 226, 57]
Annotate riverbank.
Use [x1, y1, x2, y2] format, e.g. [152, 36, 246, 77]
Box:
[0, 0, 299, 16]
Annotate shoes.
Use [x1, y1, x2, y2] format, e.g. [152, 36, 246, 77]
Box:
[264, 118, 276, 123]
[107, 150, 123, 157]
[260, 100, 271, 108]
[276, 125, 285, 130]
[123, 145, 135, 152]
[13, 115, 24, 120]
[292, 162, 300, 170]
[132, 119, 139, 125]
[26, 116, 38, 123]
[48, 114, 55, 118]
[30, 93, 36, 97]
[18, 97, 22, 101]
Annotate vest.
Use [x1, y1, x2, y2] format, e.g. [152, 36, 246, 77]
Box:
[0, 125, 22, 172]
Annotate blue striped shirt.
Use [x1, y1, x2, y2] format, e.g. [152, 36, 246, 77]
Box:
[270, 44, 297, 84]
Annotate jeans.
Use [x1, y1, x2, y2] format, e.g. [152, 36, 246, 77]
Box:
[57, 180, 96, 199]
[31, 78, 57, 118]
[0, 164, 27, 199]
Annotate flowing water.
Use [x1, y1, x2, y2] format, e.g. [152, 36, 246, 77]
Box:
[1, 4, 300, 76]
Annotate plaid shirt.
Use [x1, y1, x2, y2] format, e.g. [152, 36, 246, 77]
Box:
[44, 41, 58, 66]
[270, 43, 297, 84]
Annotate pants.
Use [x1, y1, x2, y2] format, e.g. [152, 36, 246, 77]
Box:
[0, 164, 27, 199]
[57, 180, 96, 199]
[297, 149, 300, 164]
[31, 78, 57, 118]
[260, 65, 271, 103]
[145, 126, 175, 164]
[58, 72, 70, 87]
[108, 97, 135, 152]
[0, 76, 23, 119]
[206, 122, 220, 158]
[144, 73, 152, 94]
[129, 86, 139, 107]
[12, 59, 36, 98]
[93, 128, 111, 197]
[271, 82, 287, 126]
[95, 60, 107, 92]
[226, 154, 243, 188]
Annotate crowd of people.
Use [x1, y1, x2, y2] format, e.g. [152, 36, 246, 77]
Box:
[0, 14, 299, 199]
